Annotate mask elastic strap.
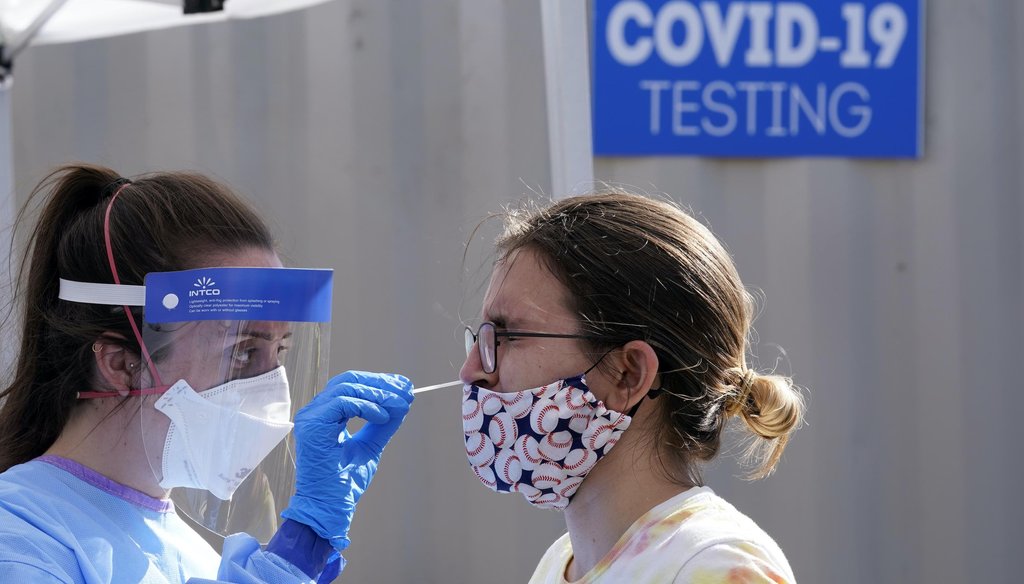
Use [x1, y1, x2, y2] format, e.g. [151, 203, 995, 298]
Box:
[582, 349, 635, 424]
[584, 348, 666, 419]
[78, 386, 171, 399]
[581, 348, 615, 377]
[625, 386, 662, 418]
[102, 182, 164, 390]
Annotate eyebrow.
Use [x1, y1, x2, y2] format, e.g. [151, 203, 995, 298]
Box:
[483, 310, 506, 327]
[483, 303, 520, 329]
[486, 312, 546, 332]
[232, 331, 293, 342]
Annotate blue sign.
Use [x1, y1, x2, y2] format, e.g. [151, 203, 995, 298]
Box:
[144, 267, 333, 323]
[592, 0, 923, 157]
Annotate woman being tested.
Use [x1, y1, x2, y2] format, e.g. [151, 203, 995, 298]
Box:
[460, 192, 803, 583]
[0, 164, 413, 583]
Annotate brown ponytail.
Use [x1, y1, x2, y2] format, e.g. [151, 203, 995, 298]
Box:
[722, 367, 805, 479]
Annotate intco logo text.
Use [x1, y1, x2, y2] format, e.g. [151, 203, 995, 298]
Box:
[189, 276, 221, 297]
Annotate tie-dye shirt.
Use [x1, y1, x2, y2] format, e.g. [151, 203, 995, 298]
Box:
[529, 486, 795, 584]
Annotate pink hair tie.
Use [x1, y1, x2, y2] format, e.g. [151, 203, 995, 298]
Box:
[101, 179, 164, 389]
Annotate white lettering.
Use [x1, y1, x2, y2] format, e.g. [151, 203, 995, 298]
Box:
[655, 2, 704, 67]
[672, 80, 701, 135]
[776, 3, 819, 67]
[700, 1, 746, 67]
[768, 82, 787, 136]
[870, 3, 908, 68]
[641, 79, 873, 140]
[607, 1, 655, 66]
[701, 81, 738, 136]
[789, 83, 827, 135]
[745, 3, 774, 66]
[840, 3, 871, 67]
[737, 81, 767, 135]
[605, 2, 907, 69]
[829, 82, 871, 137]
[640, 79, 671, 134]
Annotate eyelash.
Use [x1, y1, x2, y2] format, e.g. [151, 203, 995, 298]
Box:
[232, 347, 256, 365]
[231, 345, 289, 366]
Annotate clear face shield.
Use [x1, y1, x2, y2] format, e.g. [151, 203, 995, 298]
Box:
[60, 267, 332, 544]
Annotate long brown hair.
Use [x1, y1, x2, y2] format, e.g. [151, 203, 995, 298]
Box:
[0, 163, 274, 472]
[495, 191, 804, 482]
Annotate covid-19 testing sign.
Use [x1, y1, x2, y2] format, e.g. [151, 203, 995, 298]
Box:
[592, 0, 923, 157]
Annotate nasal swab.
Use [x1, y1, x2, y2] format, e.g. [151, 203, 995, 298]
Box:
[412, 380, 462, 395]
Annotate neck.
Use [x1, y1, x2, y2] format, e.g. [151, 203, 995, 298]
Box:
[561, 415, 692, 580]
[45, 399, 168, 499]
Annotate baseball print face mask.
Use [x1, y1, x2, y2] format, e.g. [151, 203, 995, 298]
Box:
[461, 374, 632, 510]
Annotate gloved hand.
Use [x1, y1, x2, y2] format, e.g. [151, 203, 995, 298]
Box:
[281, 370, 414, 552]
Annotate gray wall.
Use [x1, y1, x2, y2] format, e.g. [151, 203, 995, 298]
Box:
[7, 0, 1022, 583]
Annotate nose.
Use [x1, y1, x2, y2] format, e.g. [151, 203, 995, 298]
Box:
[263, 353, 282, 374]
[248, 346, 284, 379]
[459, 339, 497, 390]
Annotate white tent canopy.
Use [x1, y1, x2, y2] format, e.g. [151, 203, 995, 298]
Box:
[1, 0, 333, 49]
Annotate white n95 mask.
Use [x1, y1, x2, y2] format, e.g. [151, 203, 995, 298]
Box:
[155, 365, 295, 500]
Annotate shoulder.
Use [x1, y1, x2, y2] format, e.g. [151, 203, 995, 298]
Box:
[665, 489, 795, 582]
[0, 506, 82, 583]
[0, 459, 90, 527]
[0, 459, 74, 530]
[673, 541, 796, 583]
[621, 488, 795, 581]
[0, 461, 89, 582]
[662, 488, 782, 545]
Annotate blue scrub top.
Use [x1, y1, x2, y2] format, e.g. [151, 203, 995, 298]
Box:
[0, 456, 312, 584]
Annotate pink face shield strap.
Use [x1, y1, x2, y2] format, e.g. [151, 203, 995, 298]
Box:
[78, 182, 168, 400]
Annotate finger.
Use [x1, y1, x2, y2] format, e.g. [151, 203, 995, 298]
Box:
[354, 418, 408, 451]
[295, 394, 390, 426]
[313, 378, 411, 410]
[333, 371, 414, 402]
[341, 383, 413, 418]
[353, 401, 411, 450]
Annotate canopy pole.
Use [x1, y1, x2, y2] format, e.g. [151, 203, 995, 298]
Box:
[540, 0, 594, 199]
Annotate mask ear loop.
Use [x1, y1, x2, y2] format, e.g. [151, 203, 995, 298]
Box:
[78, 182, 169, 399]
[625, 386, 661, 418]
[580, 348, 633, 426]
[582, 347, 662, 421]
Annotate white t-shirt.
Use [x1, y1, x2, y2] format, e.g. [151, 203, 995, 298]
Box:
[530, 486, 796, 584]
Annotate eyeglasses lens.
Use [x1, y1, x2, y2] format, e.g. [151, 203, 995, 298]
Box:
[479, 322, 496, 373]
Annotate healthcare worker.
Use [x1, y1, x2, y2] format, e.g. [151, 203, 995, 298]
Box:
[0, 164, 413, 583]
[460, 192, 803, 583]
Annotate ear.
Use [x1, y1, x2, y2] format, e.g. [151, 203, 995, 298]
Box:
[602, 340, 660, 413]
[92, 337, 139, 397]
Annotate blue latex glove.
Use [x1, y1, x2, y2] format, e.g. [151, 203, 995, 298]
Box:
[281, 371, 414, 552]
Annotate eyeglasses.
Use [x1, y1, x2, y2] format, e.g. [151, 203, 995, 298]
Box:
[464, 321, 607, 374]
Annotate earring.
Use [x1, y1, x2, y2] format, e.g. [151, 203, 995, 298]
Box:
[128, 363, 137, 370]
[92, 343, 102, 353]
